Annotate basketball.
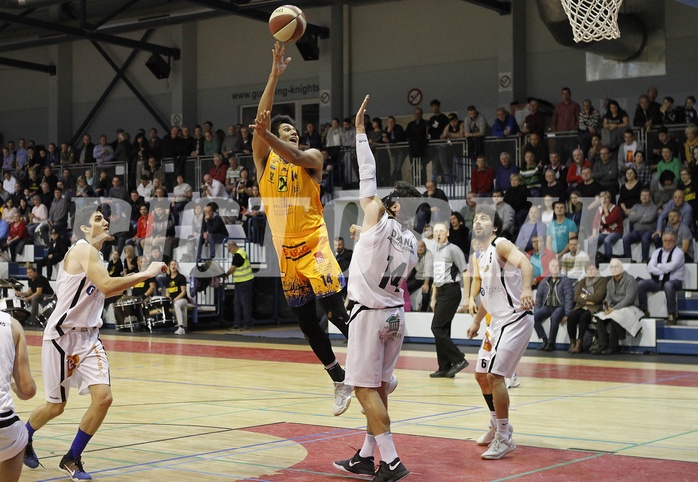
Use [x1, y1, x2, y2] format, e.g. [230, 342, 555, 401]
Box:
[268, 5, 307, 43]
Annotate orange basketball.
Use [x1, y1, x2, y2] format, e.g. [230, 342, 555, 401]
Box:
[268, 5, 307, 43]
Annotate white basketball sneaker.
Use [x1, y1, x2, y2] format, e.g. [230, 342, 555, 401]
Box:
[476, 421, 513, 446]
[333, 381, 352, 416]
[505, 373, 520, 389]
[481, 431, 517, 459]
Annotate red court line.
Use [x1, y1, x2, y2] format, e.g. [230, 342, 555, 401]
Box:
[25, 334, 698, 387]
[244, 422, 697, 481]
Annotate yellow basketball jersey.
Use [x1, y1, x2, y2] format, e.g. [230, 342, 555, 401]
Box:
[259, 150, 325, 238]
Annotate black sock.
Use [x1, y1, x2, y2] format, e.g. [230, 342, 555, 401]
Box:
[326, 362, 345, 382]
[483, 393, 495, 412]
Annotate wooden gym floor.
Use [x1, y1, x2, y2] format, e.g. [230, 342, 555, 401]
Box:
[13, 327, 698, 481]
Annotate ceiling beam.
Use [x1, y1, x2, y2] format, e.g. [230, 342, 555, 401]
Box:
[461, 0, 511, 15]
[0, 54, 55, 74]
[0, 10, 181, 58]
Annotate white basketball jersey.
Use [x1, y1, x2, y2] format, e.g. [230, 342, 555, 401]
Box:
[478, 237, 523, 319]
[44, 240, 106, 340]
[347, 213, 418, 309]
[0, 311, 16, 413]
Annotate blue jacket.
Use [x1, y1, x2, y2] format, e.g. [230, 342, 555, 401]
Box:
[535, 275, 575, 315]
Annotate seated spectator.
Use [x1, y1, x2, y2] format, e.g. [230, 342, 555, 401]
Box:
[504, 173, 532, 227]
[534, 258, 574, 351]
[528, 234, 556, 285]
[516, 205, 547, 253]
[633, 94, 661, 130]
[541, 194, 555, 225]
[36, 229, 70, 279]
[334, 236, 353, 275]
[201, 173, 227, 199]
[459, 191, 477, 233]
[494, 152, 519, 192]
[567, 262, 608, 353]
[684, 126, 698, 163]
[143, 156, 166, 187]
[657, 146, 682, 183]
[208, 153, 228, 184]
[448, 212, 470, 258]
[631, 150, 651, 188]
[560, 236, 590, 281]
[492, 190, 515, 240]
[407, 240, 433, 312]
[655, 208, 694, 263]
[660, 96, 678, 125]
[593, 147, 619, 196]
[591, 259, 642, 355]
[122, 244, 138, 276]
[470, 155, 495, 196]
[415, 180, 449, 234]
[0, 217, 9, 247]
[225, 156, 242, 194]
[2, 146, 15, 171]
[74, 175, 95, 198]
[136, 175, 154, 201]
[618, 167, 642, 213]
[637, 232, 684, 325]
[587, 133, 603, 165]
[545, 151, 568, 187]
[547, 201, 578, 255]
[491, 107, 519, 137]
[39, 187, 68, 245]
[678, 167, 698, 230]
[650, 127, 679, 165]
[654, 189, 694, 240]
[171, 174, 193, 225]
[566, 148, 591, 191]
[245, 185, 266, 245]
[539, 169, 565, 202]
[127, 204, 153, 256]
[15, 264, 54, 324]
[617, 129, 638, 178]
[3, 212, 27, 261]
[622, 188, 657, 262]
[27, 195, 48, 244]
[519, 152, 542, 196]
[589, 191, 623, 263]
[197, 201, 229, 259]
[166, 260, 189, 335]
[577, 166, 603, 201]
[653, 170, 677, 211]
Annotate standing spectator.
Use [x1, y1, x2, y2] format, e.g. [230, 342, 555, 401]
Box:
[578, 99, 601, 157]
[622, 188, 657, 262]
[225, 240, 255, 330]
[448, 212, 470, 258]
[553, 87, 580, 132]
[567, 262, 608, 353]
[522, 99, 545, 136]
[222, 124, 243, 158]
[659, 96, 678, 125]
[602, 100, 629, 150]
[203, 130, 220, 156]
[78, 134, 96, 164]
[166, 260, 189, 335]
[92, 135, 114, 164]
[678, 96, 698, 125]
[404, 107, 428, 182]
[429, 222, 469, 378]
[491, 107, 519, 137]
[113, 132, 133, 165]
[463, 105, 488, 159]
[591, 259, 642, 355]
[59, 142, 75, 166]
[35, 228, 69, 280]
[533, 258, 574, 351]
[637, 232, 684, 325]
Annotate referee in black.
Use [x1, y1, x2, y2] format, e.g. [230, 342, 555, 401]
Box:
[429, 222, 469, 378]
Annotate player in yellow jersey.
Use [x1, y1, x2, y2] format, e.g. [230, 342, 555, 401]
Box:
[250, 42, 351, 416]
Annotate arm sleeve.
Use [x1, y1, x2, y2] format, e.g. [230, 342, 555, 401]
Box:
[232, 253, 245, 268]
[356, 133, 377, 199]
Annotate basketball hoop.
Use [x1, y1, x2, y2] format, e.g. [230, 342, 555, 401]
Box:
[560, 0, 623, 43]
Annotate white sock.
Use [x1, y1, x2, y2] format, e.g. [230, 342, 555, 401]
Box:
[490, 411, 497, 426]
[496, 418, 510, 438]
[359, 433, 376, 458]
[375, 432, 398, 463]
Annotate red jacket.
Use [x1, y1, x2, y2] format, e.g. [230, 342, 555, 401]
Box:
[593, 205, 623, 234]
[566, 160, 592, 186]
[471, 167, 495, 194]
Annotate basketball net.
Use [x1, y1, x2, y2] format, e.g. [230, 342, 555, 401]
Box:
[560, 0, 623, 43]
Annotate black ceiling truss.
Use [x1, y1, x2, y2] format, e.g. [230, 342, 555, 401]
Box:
[0, 10, 181, 59]
[0, 54, 54, 73]
[0, 6, 35, 33]
[461, 0, 511, 15]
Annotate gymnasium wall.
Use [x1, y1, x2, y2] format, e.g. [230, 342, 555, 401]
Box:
[0, 0, 697, 145]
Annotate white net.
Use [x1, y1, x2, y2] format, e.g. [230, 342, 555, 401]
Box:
[560, 0, 624, 43]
